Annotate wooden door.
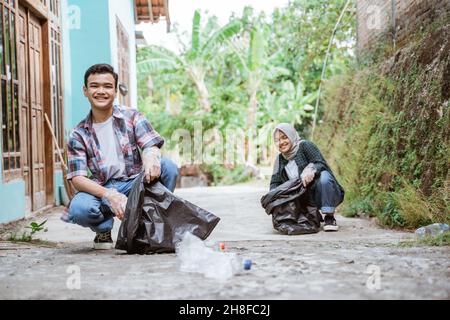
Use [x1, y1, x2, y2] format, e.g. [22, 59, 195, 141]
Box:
[18, 5, 46, 212]
[117, 18, 130, 107]
[18, 5, 31, 212]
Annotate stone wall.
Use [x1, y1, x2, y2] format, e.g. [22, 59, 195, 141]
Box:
[356, 0, 450, 52]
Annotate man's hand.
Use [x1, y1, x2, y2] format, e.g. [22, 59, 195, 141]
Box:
[103, 189, 127, 220]
[143, 147, 161, 183]
[301, 163, 317, 187]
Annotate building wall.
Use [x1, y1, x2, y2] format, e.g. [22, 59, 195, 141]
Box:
[1, 0, 138, 224]
[0, 179, 26, 224]
[62, 0, 112, 130]
[62, 0, 137, 131]
[357, 0, 450, 52]
[55, 0, 137, 207]
[108, 0, 138, 109]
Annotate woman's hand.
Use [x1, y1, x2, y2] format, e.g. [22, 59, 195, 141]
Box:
[301, 163, 317, 187]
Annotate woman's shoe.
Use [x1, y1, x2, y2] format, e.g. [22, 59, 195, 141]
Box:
[323, 215, 339, 232]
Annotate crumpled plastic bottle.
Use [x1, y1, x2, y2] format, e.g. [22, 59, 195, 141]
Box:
[176, 232, 242, 281]
[415, 223, 449, 237]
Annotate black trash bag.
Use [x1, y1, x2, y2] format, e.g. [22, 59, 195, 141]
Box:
[115, 173, 220, 254]
[261, 179, 321, 235]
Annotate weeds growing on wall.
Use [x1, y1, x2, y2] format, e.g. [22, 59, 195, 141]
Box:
[316, 21, 450, 229]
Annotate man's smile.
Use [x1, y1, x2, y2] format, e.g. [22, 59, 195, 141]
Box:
[94, 96, 109, 101]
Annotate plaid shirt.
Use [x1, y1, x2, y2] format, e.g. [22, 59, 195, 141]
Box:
[67, 105, 164, 185]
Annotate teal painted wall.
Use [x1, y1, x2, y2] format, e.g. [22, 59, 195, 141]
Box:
[63, 0, 112, 131]
[54, 170, 64, 206]
[0, 179, 26, 224]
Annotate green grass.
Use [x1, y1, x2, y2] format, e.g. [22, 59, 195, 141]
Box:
[3, 220, 51, 246]
[398, 232, 450, 247]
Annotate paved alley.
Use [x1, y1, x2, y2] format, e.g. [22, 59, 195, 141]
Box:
[0, 184, 449, 299]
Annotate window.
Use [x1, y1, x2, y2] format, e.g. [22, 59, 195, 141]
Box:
[1, 0, 21, 180]
[48, 0, 63, 165]
[49, 0, 58, 17]
[50, 25, 63, 164]
[116, 17, 131, 108]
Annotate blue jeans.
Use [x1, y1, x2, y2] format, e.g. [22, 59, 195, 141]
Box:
[67, 157, 179, 233]
[305, 171, 344, 215]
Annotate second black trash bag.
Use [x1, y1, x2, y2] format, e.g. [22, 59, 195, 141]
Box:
[261, 179, 321, 235]
[116, 173, 220, 254]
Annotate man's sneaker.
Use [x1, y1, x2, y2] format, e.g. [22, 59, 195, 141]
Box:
[60, 207, 71, 223]
[93, 231, 113, 250]
[323, 215, 339, 232]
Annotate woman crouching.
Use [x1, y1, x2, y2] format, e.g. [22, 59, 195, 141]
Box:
[270, 123, 345, 232]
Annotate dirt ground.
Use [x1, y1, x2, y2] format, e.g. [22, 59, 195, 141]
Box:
[0, 184, 449, 300]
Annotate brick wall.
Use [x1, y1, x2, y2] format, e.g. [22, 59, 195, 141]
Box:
[356, 0, 450, 52]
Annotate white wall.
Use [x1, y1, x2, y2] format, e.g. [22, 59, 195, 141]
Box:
[108, 0, 138, 109]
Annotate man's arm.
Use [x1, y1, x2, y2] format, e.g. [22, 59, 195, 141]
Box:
[67, 132, 127, 219]
[71, 176, 109, 198]
[71, 176, 127, 220]
[133, 110, 164, 150]
[133, 110, 164, 183]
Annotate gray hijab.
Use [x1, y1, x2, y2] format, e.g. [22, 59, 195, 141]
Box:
[273, 123, 301, 160]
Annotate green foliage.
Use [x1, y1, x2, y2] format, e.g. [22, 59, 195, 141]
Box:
[316, 21, 450, 229]
[9, 220, 48, 242]
[137, 1, 356, 181]
[399, 233, 450, 247]
[203, 164, 251, 186]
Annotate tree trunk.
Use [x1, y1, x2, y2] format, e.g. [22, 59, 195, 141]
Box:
[194, 79, 212, 112]
[246, 89, 258, 165]
[147, 76, 154, 97]
[165, 90, 171, 113]
[188, 68, 212, 112]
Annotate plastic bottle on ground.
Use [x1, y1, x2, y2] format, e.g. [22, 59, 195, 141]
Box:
[415, 223, 449, 237]
[176, 233, 241, 281]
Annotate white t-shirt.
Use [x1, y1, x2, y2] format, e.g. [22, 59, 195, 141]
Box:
[93, 117, 126, 181]
[285, 159, 299, 180]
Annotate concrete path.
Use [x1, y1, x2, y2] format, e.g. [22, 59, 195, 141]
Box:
[0, 184, 449, 299]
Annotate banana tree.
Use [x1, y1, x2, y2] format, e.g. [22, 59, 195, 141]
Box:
[259, 81, 318, 126]
[138, 10, 242, 112]
[227, 23, 289, 165]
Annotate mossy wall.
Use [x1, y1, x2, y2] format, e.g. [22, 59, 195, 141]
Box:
[316, 21, 449, 229]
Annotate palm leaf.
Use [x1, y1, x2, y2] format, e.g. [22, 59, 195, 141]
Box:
[201, 20, 242, 59]
[141, 45, 183, 65]
[267, 66, 291, 79]
[190, 10, 201, 59]
[299, 91, 318, 105]
[224, 41, 248, 75]
[248, 26, 265, 71]
[137, 58, 180, 78]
